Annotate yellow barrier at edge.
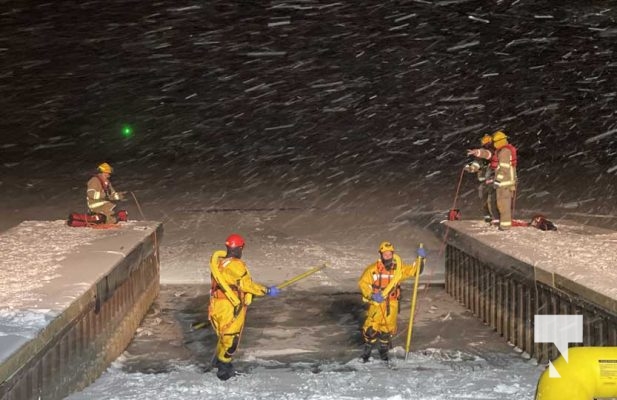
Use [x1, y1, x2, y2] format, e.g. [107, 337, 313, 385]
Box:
[536, 347, 617, 399]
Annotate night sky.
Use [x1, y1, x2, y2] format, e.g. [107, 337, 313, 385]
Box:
[1, 0, 616, 222]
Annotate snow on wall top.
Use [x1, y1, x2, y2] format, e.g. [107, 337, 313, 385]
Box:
[446, 220, 617, 300]
[0, 220, 160, 364]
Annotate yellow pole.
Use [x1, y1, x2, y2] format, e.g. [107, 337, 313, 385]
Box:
[192, 264, 327, 331]
[405, 243, 424, 361]
[277, 264, 327, 289]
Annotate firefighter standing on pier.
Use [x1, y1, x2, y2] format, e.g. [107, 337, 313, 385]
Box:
[358, 241, 425, 362]
[464, 134, 498, 223]
[467, 131, 517, 230]
[490, 131, 517, 230]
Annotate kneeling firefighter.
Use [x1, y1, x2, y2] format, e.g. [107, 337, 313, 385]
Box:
[86, 162, 127, 224]
[358, 241, 425, 362]
[209, 234, 280, 380]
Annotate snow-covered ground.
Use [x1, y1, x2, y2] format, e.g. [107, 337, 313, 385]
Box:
[0, 220, 160, 365]
[447, 220, 617, 299]
[0, 177, 546, 399]
[67, 348, 541, 400]
[62, 177, 545, 399]
[2, 0, 617, 398]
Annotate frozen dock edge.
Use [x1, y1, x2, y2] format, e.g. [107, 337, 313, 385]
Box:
[0, 221, 163, 400]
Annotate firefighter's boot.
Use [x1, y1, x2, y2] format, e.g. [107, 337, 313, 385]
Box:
[361, 343, 373, 363]
[216, 361, 235, 381]
[378, 343, 389, 361]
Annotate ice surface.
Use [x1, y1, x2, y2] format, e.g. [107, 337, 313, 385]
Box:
[66, 348, 541, 400]
[2, 0, 617, 398]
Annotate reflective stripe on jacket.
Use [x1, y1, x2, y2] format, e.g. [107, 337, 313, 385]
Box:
[494, 144, 517, 188]
[359, 254, 420, 302]
[87, 175, 118, 209]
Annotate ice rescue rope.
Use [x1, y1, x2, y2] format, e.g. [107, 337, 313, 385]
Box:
[374, 302, 392, 353]
[212, 304, 248, 365]
[130, 191, 146, 220]
[90, 223, 121, 229]
[512, 189, 517, 221]
[130, 190, 160, 262]
[208, 316, 242, 366]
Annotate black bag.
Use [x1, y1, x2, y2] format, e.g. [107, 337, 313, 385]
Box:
[530, 214, 557, 231]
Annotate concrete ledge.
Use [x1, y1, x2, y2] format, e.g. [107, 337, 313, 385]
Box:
[443, 220, 617, 361]
[445, 220, 617, 314]
[0, 221, 162, 400]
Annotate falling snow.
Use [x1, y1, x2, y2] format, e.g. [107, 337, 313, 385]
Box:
[1, 0, 617, 398]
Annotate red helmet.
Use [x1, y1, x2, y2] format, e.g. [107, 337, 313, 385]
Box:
[225, 234, 245, 248]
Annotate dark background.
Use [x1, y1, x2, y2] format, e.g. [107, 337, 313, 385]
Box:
[1, 0, 616, 225]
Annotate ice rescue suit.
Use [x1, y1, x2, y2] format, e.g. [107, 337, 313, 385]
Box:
[358, 254, 421, 346]
[492, 139, 517, 230]
[209, 250, 268, 364]
[86, 175, 122, 223]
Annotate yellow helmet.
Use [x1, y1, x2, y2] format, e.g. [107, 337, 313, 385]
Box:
[97, 162, 113, 174]
[492, 131, 508, 142]
[379, 241, 395, 253]
[480, 134, 492, 146]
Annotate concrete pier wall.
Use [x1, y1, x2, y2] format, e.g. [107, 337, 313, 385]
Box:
[0, 221, 162, 400]
[444, 220, 617, 362]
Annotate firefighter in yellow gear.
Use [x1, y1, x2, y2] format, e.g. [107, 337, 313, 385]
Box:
[467, 130, 517, 229]
[86, 162, 126, 223]
[358, 241, 425, 362]
[209, 234, 280, 380]
[464, 134, 497, 223]
[491, 131, 517, 230]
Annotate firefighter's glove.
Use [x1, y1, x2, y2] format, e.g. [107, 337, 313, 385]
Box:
[417, 247, 427, 258]
[112, 192, 127, 201]
[266, 286, 280, 297]
[371, 293, 384, 303]
[464, 161, 480, 173]
[492, 181, 501, 188]
[467, 149, 481, 157]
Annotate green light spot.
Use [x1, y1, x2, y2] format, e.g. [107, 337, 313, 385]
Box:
[121, 124, 133, 138]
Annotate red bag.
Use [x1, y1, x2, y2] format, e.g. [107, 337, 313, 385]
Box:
[117, 209, 128, 222]
[67, 213, 105, 227]
[448, 209, 461, 221]
[511, 219, 529, 227]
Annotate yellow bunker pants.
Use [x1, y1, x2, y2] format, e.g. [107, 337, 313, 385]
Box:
[209, 298, 247, 363]
[89, 202, 117, 224]
[362, 300, 399, 342]
[496, 187, 513, 229]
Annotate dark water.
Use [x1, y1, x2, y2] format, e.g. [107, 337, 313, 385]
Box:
[1, 0, 616, 223]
